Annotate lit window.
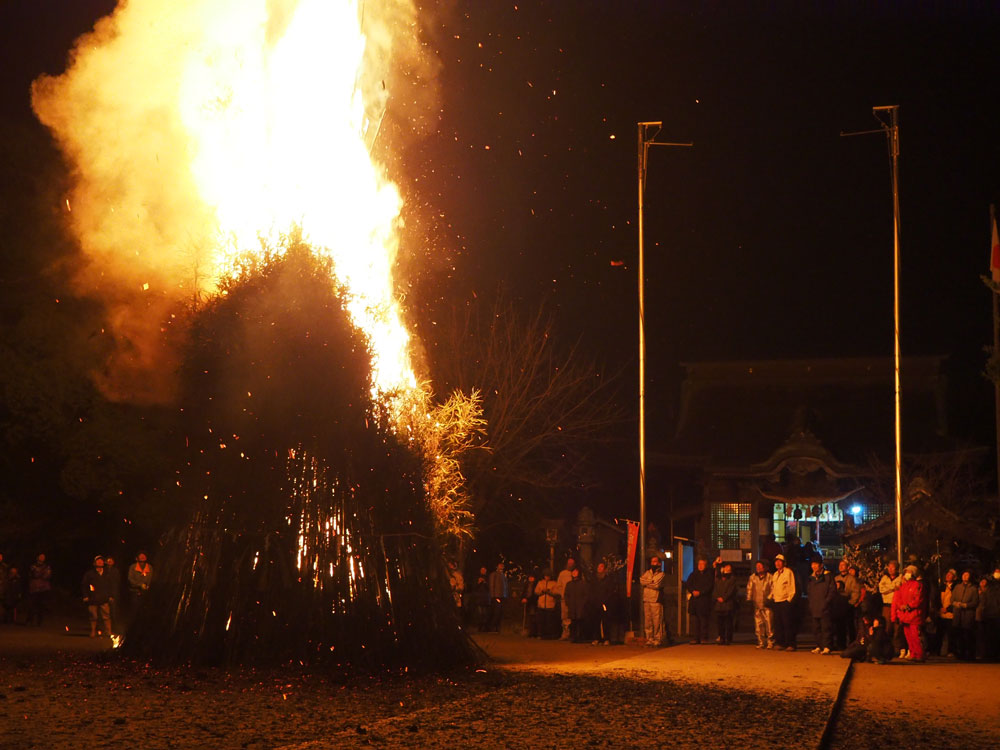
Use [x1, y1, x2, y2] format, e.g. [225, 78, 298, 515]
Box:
[772, 503, 786, 542]
[711, 502, 751, 550]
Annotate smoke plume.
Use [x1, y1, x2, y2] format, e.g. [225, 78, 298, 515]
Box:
[32, 0, 442, 403]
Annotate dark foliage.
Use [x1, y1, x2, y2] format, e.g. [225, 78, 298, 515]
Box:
[122, 245, 476, 670]
[0, 119, 177, 569]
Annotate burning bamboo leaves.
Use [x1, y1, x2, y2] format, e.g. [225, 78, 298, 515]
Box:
[122, 247, 476, 669]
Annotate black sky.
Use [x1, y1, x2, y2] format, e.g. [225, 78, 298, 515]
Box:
[2, 1, 999, 458]
[410, 1, 1000, 447]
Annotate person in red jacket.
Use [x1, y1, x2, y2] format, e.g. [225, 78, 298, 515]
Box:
[891, 564, 926, 661]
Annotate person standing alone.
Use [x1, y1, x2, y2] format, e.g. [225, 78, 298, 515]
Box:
[486, 562, 508, 633]
[639, 555, 665, 647]
[81, 555, 114, 638]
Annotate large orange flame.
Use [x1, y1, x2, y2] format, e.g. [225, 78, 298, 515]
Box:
[32, 0, 426, 399]
[34, 1, 481, 539]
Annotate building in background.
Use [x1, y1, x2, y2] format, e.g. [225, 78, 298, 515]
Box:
[653, 357, 954, 564]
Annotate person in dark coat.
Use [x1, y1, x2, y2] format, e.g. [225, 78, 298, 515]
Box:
[0, 552, 7, 618]
[104, 555, 123, 636]
[563, 568, 589, 642]
[713, 562, 740, 644]
[590, 562, 624, 645]
[685, 558, 715, 644]
[473, 566, 490, 632]
[833, 560, 859, 648]
[486, 562, 509, 633]
[841, 613, 882, 662]
[784, 536, 805, 585]
[951, 569, 979, 661]
[856, 579, 882, 623]
[807, 560, 836, 654]
[519, 569, 539, 637]
[81, 555, 115, 638]
[830, 579, 854, 650]
[865, 616, 895, 664]
[761, 534, 783, 563]
[26, 553, 52, 627]
[3, 566, 22, 624]
[981, 568, 1000, 662]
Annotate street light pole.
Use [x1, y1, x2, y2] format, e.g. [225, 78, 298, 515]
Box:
[842, 105, 904, 561]
[636, 122, 691, 602]
[878, 105, 904, 564]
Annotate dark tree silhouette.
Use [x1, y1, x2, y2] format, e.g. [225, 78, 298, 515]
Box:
[423, 295, 623, 532]
[122, 243, 475, 670]
[0, 120, 177, 560]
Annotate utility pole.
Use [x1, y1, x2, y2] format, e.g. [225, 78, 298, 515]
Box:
[842, 105, 903, 561]
[636, 122, 691, 600]
[990, 204, 1000, 517]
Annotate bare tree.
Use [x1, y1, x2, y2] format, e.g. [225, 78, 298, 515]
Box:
[424, 295, 623, 529]
[855, 447, 996, 568]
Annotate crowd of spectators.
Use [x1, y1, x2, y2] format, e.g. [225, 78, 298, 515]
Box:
[0, 550, 153, 637]
[451, 540, 1000, 663]
[683, 541, 1000, 662]
[451, 557, 631, 644]
[0, 551, 53, 627]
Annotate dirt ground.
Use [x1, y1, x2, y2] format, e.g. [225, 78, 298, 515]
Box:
[1, 619, 998, 749]
[827, 660, 1000, 749]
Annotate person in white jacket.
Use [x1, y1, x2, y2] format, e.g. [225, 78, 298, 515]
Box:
[770, 554, 797, 650]
[746, 560, 775, 649]
[639, 556, 665, 647]
[534, 570, 561, 639]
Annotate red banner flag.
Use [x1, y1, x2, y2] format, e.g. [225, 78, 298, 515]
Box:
[625, 521, 639, 597]
[991, 208, 1000, 283]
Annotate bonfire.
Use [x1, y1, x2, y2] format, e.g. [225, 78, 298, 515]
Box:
[31, 0, 481, 667]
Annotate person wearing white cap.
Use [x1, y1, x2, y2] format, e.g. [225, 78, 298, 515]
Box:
[769, 553, 797, 650]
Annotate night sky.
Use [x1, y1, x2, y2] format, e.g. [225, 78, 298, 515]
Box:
[408, 1, 1000, 452]
[3, 1, 999, 501]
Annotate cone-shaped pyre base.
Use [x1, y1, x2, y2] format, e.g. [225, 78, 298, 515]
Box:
[121, 244, 477, 671]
